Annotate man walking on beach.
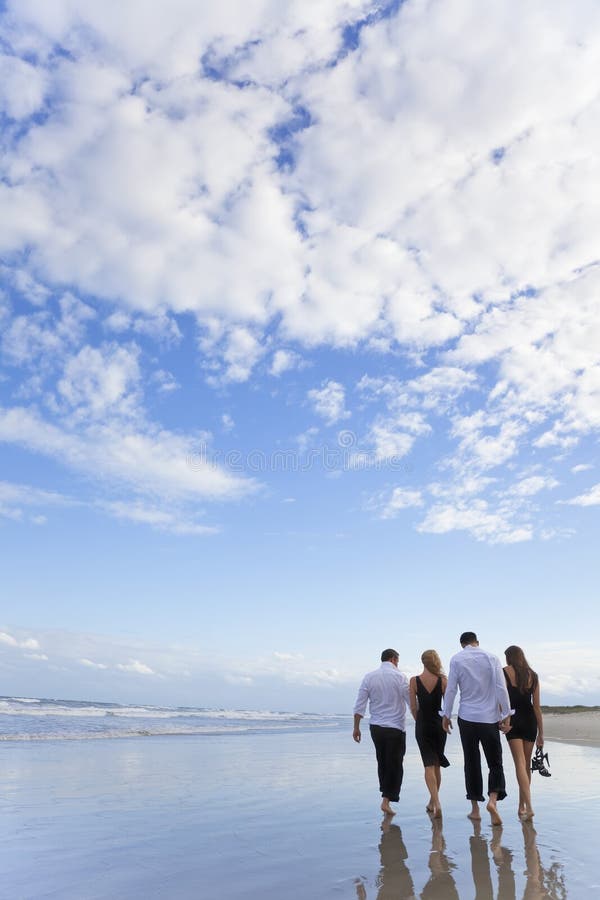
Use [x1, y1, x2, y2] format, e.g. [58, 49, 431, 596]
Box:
[442, 632, 512, 826]
[353, 648, 411, 815]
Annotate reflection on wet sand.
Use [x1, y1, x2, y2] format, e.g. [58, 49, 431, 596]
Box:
[469, 819, 566, 899]
[374, 819, 416, 900]
[356, 816, 566, 899]
[420, 818, 459, 899]
[469, 819, 509, 899]
[521, 821, 566, 900]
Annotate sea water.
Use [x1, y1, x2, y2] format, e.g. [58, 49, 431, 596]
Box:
[0, 695, 349, 741]
[0, 699, 597, 898]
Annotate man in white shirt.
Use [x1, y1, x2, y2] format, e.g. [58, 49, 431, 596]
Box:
[353, 648, 412, 815]
[442, 632, 512, 825]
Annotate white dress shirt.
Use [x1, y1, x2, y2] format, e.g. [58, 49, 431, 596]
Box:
[442, 645, 512, 724]
[353, 662, 411, 730]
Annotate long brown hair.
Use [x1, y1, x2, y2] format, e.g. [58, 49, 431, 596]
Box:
[421, 649, 444, 677]
[505, 645, 536, 692]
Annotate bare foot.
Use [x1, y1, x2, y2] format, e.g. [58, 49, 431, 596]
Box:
[431, 806, 442, 819]
[468, 804, 481, 821]
[381, 801, 396, 816]
[486, 801, 502, 826]
[426, 804, 433, 812]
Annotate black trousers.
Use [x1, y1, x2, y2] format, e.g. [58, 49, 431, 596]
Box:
[369, 724, 406, 803]
[458, 717, 506, 802]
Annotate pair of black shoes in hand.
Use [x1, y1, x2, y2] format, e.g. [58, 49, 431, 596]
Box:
[531, 746, 551, 777]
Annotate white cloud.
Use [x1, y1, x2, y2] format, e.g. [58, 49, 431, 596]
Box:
[224, 674, 254, 686]
[0, 630, 41, 650]
[510, 475, 559, 497]
[1, 293, 95, 368]
[0, 480, 73, 523]
[528, 642, 600, 701]
[308, 380, 350, 425]
[152, 370, 180, 394]
[571, 463, 593, 474]
[270, 349, 303, 376]
[370, 488, 424, 520]
[0, 405, 257, 503]
[0, 0, 599, 547]
[203, 326, 267, 385]
[563, 483, 600, 507]
[100, 500, 219, 536]
[0, 53, 47, 118]
[0, 631, 19, 647]
[273, 651, 305, 662]
[116, 659, 156, 676]
[20, 637, 40, 650]
[57, 343, 142, 421]
[365, 415, 430, 463]
[417, 499, 533, 544]
[79, 658, 108, 670]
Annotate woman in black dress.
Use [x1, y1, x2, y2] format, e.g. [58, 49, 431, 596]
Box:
[502, 645, 545, 820]
[409, 650, 450, 818]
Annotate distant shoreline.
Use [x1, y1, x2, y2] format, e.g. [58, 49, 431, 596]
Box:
[543, 709, 600, 749]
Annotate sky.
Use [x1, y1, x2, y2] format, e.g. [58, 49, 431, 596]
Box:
[1, 0, 599, 713]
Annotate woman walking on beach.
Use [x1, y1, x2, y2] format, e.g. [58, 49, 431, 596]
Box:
[502, 645, 545, 820]
[410, 650, 450, 818]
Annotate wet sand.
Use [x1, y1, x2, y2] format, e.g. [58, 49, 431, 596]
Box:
[0, 729, 598, 898]
[544, 709, 600, 747]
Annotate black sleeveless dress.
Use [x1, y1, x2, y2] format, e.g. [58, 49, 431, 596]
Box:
[415, 675, 450, 768]
[504, 670, 538, 742]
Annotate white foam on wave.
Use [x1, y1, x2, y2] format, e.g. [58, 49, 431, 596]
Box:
[0, 703, 108, 717]
[0, 699, 343, 721]
[0, 722, 332, 741]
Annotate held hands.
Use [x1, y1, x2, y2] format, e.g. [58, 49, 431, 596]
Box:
[442, 715, 452, 733]
[498, 717, 512, 734]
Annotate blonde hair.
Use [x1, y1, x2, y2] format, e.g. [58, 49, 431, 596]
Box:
[421, 649, 443, 676]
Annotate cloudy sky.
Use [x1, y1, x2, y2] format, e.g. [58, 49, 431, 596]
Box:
[1, 0, 599, 712]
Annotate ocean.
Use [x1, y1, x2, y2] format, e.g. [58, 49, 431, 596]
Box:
[0, 695, 349, 741]
[1, 696, 597, 897]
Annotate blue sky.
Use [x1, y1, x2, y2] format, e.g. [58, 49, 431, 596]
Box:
[1, 0, 599, 712]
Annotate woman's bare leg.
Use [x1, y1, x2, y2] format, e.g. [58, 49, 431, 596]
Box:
[424, 765, 442, 816]
[508, 738, 534, 819]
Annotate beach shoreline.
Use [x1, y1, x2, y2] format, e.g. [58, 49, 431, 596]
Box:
[543, 710, 600, 748]
[1, 728, 598, 899]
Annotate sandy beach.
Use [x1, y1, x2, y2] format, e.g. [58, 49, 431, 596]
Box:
[544, 709, 600, 748]
[1, 726, 599, 898]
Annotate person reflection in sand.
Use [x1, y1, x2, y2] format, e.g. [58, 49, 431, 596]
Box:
[521, 821, 566, 900]
[469, 818, 496, 899]
[375, 820, 416, 900]
[420, 818, 459, 899]
[468, 818, 566, 899]
[353, 821, 415, 900]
